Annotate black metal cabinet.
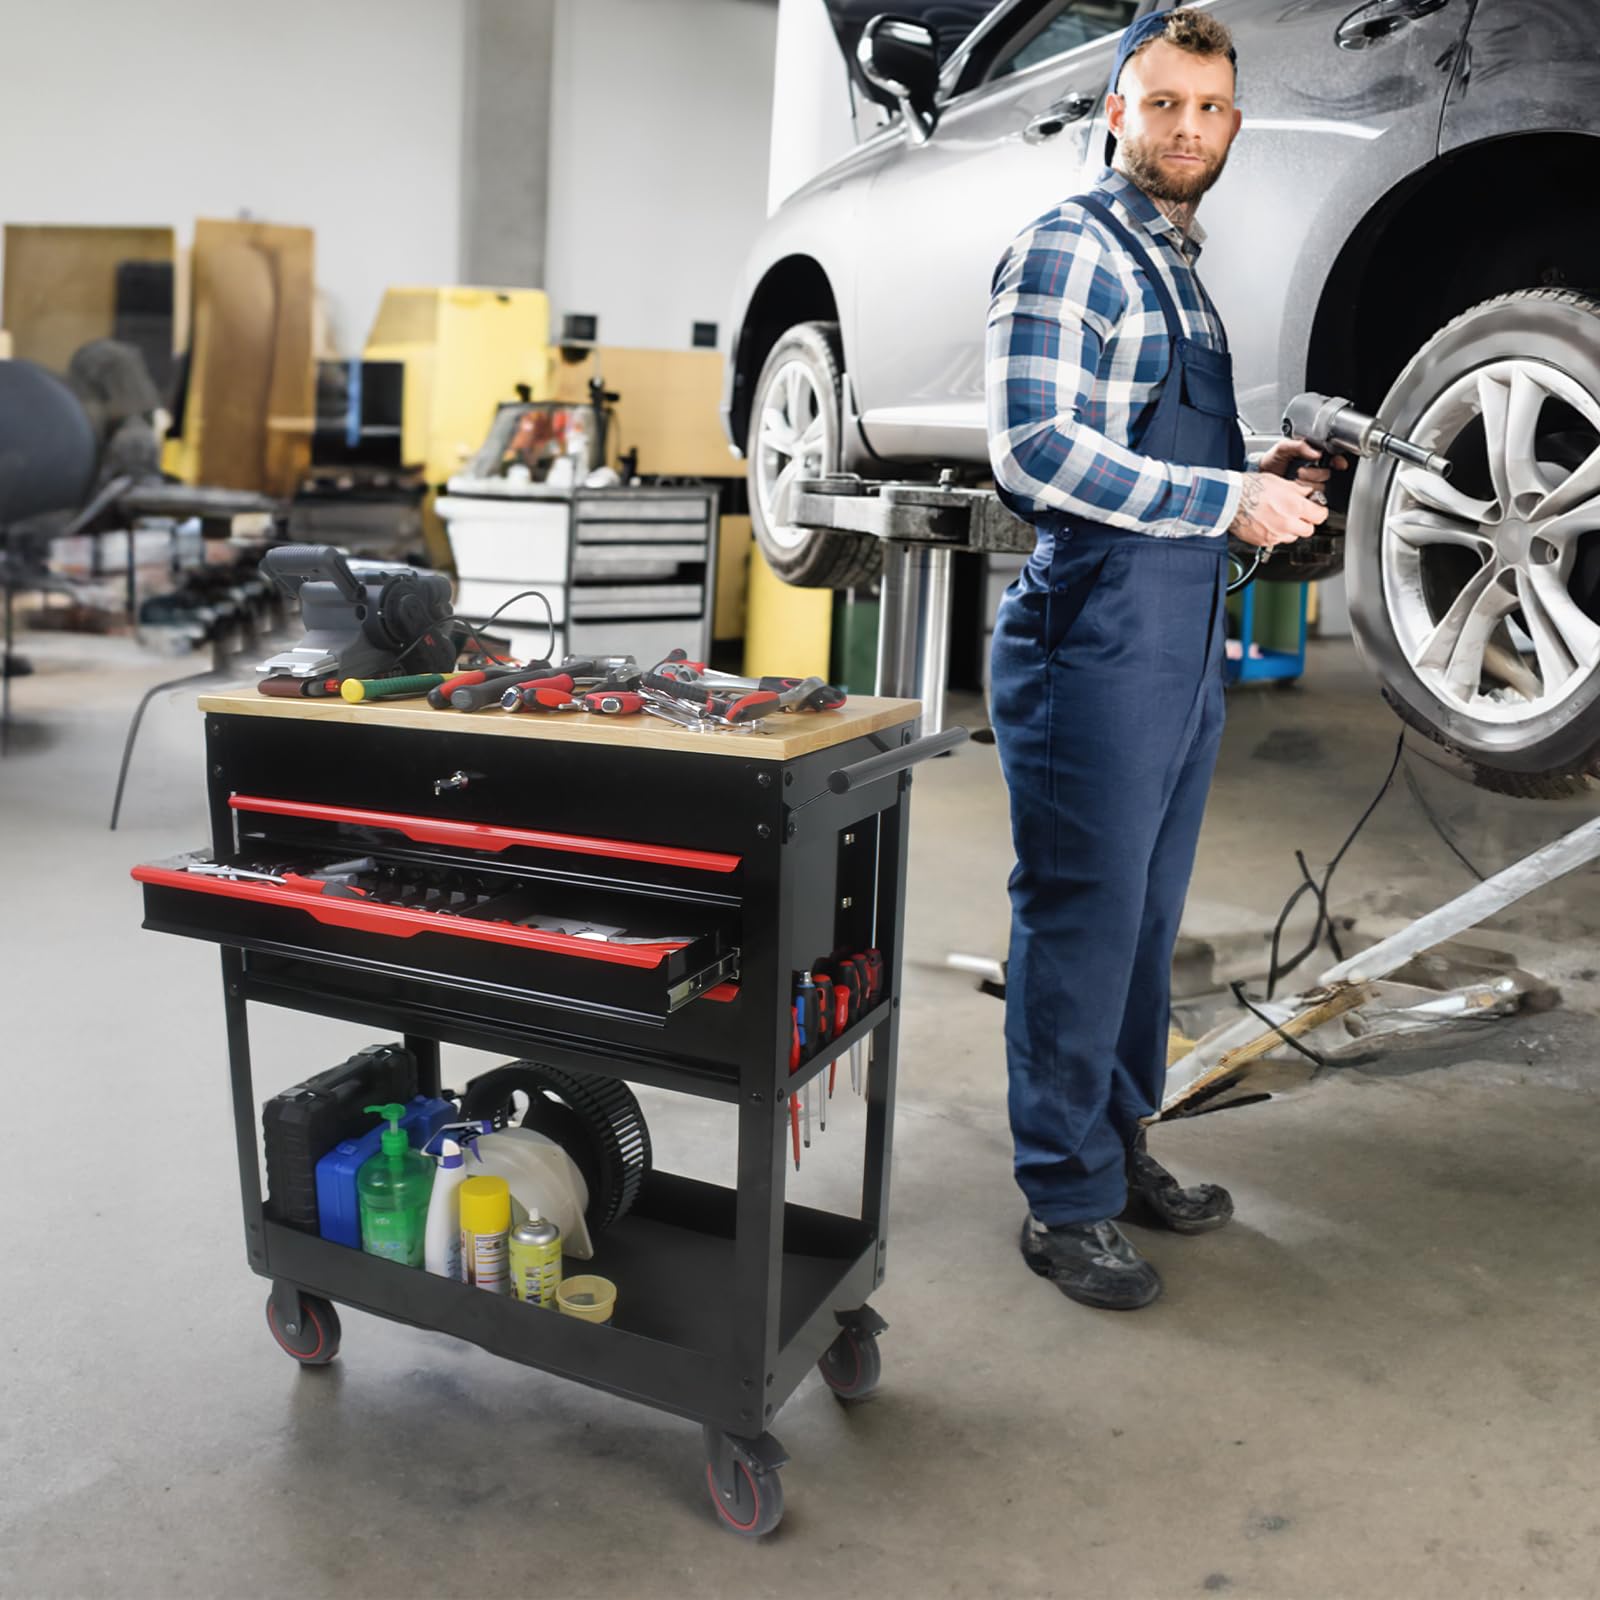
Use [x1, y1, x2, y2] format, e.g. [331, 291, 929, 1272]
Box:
[135, 691, 934, 1535]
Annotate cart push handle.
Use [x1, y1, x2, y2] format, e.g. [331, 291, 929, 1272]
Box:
[826, 726, 968, 794]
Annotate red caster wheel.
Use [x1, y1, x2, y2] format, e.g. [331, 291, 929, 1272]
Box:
[265, 1291, 341, 1365]
[703, 1426, 787, 1537]
[705, 1457, 784, 1537]
[818, 1326, 881, 1402]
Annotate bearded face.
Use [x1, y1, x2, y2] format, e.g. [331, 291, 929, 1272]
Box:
[1109, 38, 1242, 208]
[1117, 126, 1231, 204]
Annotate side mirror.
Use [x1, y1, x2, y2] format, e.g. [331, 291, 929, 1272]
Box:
[857, 15, 940, 144]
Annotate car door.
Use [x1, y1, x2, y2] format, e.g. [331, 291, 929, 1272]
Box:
[1189, 0, 1471, 431]
[851, 0, 1140, 463]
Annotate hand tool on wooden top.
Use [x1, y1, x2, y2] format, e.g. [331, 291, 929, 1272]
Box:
[428, 665, 542, 709]
[258, 675, 339, 698]
[641, 673, 780, 725]
[456, 671, 572, 711]
[581, 690, 645, 716]
[647, 665, 847, 714]
[516, 690, 587, 714]
[639, 686, 756, 734]
[502, 679, 584, 712]
[341, 672, 451, 703]
[561, 654, 639, 680]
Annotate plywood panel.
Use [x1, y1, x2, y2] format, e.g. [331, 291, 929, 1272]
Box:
[553, 346, 739, 479]
[2, 224, 174, 373]
[180, 219, 315, 495]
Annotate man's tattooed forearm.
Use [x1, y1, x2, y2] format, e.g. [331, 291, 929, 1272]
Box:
[1230, 474, 1265, 537]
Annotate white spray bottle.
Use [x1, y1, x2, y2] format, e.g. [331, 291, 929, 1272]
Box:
[424, 1123, 488, 1280]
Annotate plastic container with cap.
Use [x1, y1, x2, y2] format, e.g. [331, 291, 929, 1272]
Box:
[357, 1102, 435, 1267]
[458, 1174, 512, 1294]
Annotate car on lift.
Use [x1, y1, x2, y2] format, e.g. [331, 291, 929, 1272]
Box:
[721, 0, 1600, 795]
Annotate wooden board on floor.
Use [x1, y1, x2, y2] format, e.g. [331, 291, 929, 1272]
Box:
[2, 224, 175, 373]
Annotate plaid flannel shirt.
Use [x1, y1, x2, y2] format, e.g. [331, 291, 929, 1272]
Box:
[986, 168, 1247, 538]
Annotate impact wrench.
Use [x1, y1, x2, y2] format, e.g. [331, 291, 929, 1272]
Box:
[1230, 390, 1456, 591]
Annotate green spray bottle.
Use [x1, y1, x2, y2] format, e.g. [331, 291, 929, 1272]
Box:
[357, 1103, 435, 1266]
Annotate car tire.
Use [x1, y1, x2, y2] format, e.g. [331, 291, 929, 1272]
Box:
[1346, 288, 1600, 798]
[748, 321, 882, 588]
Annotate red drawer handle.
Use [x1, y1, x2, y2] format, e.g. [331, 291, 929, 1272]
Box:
[230, 795, 741, 875]
[132, 864, 693, 969]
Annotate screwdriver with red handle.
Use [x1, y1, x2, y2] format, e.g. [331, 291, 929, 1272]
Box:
[428, 665, 542, 709]
[505, 684, 588, 713]
[815, 955, 862, 1105]
[851, 949, 883, 1094]
[454, 672, 573, 712]
[580, 689, 645, 716]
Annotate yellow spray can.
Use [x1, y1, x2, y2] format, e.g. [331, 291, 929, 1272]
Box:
[458, 1175, 511, 1294]
[509, 1212, 562, 1308]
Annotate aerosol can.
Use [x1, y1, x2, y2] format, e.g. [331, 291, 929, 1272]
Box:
[458, 1174, 512, 1294]
[509, 1212, 563, 1308]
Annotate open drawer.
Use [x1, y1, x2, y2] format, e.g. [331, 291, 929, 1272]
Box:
[133, 844, 740, 1024]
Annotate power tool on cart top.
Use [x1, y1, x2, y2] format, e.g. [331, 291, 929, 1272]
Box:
[256, 543, 458, 682]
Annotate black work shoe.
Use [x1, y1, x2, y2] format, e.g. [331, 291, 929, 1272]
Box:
[1020, 1215, 1163, 1310]
[1120, 1137, 1234, 1235]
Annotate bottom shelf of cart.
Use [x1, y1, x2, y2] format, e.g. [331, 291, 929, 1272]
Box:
[258, 1171, 878, 1431]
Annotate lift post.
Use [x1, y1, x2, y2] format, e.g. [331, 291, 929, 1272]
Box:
[791, 474, 1033, 734]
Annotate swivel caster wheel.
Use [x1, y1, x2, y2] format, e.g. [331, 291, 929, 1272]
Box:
[265, 1289, 341, 1365]
[818, 1326, 881, 1401]
[703, 1426, 787, 1537]
[818, 1305, 887, 1402]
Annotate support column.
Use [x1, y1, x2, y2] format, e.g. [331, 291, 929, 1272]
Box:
[459, 0, 556, 288]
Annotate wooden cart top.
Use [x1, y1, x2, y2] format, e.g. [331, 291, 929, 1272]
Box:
[196, 683, 921, 762]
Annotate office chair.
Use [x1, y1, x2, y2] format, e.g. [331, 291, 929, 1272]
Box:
[0, 359, 99, 753]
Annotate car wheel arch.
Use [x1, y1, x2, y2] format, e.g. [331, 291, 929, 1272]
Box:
[730, 254, 847, 452]
[1304, 131, 1600, 418]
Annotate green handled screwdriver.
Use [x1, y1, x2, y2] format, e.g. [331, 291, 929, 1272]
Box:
[340, 673, 451, 703]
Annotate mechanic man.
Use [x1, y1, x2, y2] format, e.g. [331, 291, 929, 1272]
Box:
[986, 8, 1343, 1309]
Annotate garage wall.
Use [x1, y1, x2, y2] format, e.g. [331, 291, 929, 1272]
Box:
[544, 0, 780, 351]
[0, 0, 466, 357]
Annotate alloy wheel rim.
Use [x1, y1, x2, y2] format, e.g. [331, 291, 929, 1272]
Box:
[1381, 357, 1600, 726]
[754, 359, 828, 551]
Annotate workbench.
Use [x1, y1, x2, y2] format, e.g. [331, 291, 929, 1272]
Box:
[134, 684, 952, 1536]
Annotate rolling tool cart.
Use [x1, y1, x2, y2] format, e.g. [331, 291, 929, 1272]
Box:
[132, 687, 960, 1536]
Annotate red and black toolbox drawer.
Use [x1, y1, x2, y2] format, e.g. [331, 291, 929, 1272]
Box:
[133, 796, 742, 1024]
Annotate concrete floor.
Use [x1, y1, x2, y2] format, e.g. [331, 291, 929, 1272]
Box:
[4, 624, 1600, 1599]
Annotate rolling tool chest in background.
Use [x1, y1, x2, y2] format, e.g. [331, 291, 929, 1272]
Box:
[438, 483, 719, 668]
[133, 686, 956, 1536]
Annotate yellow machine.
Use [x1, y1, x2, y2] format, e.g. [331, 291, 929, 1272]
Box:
[365, 286, 555, 566]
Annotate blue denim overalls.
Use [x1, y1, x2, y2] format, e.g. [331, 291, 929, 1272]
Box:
[989, 193, 1245, 1225]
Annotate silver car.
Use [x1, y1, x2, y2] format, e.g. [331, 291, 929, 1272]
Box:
[722, 0, 1600, 795]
